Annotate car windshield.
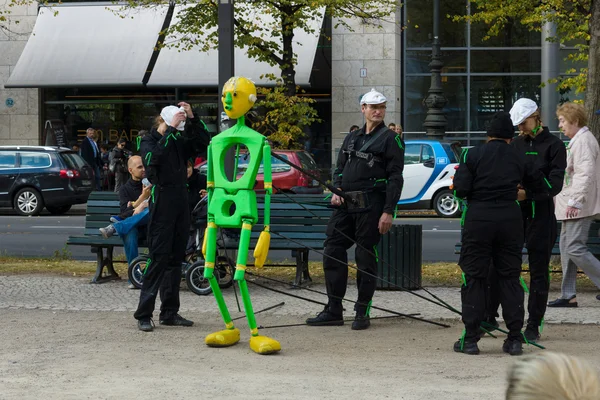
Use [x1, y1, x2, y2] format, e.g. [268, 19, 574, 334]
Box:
[199, 153, 292, 175]
[296, 151, 318, 170]
[442, 143, 460, 164]
[236, 153, 291, 174]
[60, 152, 87, 169]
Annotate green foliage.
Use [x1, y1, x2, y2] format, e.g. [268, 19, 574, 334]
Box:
[454, 0, 591, 94]
[252, 85, 320, 149]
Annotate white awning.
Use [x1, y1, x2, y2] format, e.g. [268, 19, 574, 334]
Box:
[6, 4, 325, 89]
[146, 6, 325, 87]
[5, 5, 168, 88]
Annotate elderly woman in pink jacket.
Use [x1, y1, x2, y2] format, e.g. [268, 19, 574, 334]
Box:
[548, 102, 600, 307]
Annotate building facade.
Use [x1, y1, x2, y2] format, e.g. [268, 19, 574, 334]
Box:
[0, 2, 39, 146]
[0, 0, 585, 169]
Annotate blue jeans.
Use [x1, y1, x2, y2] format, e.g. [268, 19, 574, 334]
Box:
[113, 208, 150, 265]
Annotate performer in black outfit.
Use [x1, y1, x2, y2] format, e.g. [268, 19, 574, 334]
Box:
[135, 103, 210, 332]
[306, 89, 404, 330]
[453, 112, 545, 356]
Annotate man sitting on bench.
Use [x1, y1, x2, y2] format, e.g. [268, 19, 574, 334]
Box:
[99, 155, 151, 288]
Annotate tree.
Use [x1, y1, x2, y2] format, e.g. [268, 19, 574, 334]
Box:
[120, 0, 399, 147]
[455, 0, 600, 141]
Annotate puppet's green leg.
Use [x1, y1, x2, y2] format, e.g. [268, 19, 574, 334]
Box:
[236, 219, 281, 355]
[204, 219, 240, 347]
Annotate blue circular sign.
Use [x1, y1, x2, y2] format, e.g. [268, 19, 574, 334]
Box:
[5, 98, 14, 108]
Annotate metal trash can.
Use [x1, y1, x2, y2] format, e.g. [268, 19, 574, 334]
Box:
[376, 224, 422, 290]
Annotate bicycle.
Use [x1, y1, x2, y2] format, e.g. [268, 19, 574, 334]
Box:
[127, 196, 235, 295]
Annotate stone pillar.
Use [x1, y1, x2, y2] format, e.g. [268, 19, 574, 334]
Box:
[331, 9, 402, 174]
[541, 20, 560, 132]
[0, 2, 39, 145]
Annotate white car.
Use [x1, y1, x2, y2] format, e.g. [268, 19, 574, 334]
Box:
[397, 140, 462, 218]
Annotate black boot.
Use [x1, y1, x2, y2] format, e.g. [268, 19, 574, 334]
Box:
[503, 338, 523, 356]
[351, 314, 370, 330]
[306, 306, 344, 326]
[523, 324, 540, 343]
[453, 339, 479, 355]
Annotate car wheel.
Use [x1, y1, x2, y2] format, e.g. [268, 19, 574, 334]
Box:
[14, 188, 44, 216]
[433, 189, 461, 218]
[46, 205, 72, 215]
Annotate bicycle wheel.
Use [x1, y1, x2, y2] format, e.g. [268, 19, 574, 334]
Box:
[128, 255, 149, 289]
[185, 260, 213, 296]
[216, 256, 234, 289]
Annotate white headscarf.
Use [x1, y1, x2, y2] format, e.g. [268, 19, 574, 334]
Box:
[160, 106, 186, 131]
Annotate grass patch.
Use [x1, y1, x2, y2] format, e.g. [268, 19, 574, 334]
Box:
[1, 256, 598, 291]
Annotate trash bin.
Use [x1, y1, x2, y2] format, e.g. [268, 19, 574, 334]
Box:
[376, 224, 422, 290]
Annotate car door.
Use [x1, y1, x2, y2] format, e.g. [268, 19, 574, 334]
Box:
[0, 150, 19, 206]
[400, 143, 436, 201]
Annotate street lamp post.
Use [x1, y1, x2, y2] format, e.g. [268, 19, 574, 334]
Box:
[423, 0, 448, 137]
[218, 0, 235, 180]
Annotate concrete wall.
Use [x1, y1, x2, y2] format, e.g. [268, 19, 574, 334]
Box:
[0, 1, 39, 146]
[331, 10, 402, 167]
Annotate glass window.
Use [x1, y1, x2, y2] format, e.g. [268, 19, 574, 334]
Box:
[470, 76, 541, 131]
[60, 152, 87, 169]
[0, 151, 17, 169]
[471, 50, 541, 73]
[441, 143, 459, 163]
[234, 152, 291, 174]
[470, 22, 541, 47]
[405, 75, 468, 133]
[19, 152, 52, 168]
[406, 50, 467, 74]
[406, 0, 467, 48]
[421, 144, 434, 161]
[296, 151, 318, 171]
[404, 144, 422, 165]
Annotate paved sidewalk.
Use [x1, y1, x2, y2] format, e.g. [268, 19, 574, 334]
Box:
[1, 274, 599, 325]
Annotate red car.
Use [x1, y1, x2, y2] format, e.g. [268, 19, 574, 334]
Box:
[198, 150, 323, 194]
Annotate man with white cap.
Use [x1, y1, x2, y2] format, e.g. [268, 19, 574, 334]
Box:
[306, 88, 404, 330]
[134, 102, 210, 332]
[484, 98, 566, 343]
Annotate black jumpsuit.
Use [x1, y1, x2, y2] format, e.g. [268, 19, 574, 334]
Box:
[486, 127, 566, 330]
[324, 122, 404, 316]
[454, 139, 543, 342]
[134, 116, 209, 321]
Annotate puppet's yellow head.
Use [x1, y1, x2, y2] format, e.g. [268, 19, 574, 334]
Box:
[221, 76, 257, 119]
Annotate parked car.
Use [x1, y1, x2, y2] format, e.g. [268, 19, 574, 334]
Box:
[198, 149, 323, 194]
[397, 140, 462, 218]
[0, 146, 94, 216]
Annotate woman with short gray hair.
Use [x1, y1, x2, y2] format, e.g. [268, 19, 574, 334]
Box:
[549, 102, 600, 307]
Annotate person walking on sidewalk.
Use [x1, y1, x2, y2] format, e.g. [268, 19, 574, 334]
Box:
[549, 102, 600, 307]
[305, 89, 405, 330]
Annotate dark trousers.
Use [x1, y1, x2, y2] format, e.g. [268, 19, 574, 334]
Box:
[134, 188, 190, 321]
[323, 192, 384, 315]
[459, 202, 524, 341]
[486, 199, 556, 328]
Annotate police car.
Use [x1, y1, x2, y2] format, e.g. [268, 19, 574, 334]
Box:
[397, 140, 462, 218]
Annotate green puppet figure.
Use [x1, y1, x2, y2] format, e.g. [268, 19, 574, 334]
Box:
[203, 76, 280, 355]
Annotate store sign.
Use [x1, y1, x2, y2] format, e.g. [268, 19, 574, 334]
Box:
[77, 129, 140, 143]
[44, 120, 68, 147]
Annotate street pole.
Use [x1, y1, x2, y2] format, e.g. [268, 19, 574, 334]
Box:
[218, 0, 236, 180]
[423, 0, 448, 138]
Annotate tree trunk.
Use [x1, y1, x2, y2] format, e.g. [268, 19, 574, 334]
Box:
[281, 15, 297, 97]
[585, 0, 600, 142]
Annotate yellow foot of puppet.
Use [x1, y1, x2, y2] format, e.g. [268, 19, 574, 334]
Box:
[249, 335, 281, 355]
[205, 328, 241, 347]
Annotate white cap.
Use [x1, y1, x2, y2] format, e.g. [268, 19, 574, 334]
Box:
[160, 105, 186, 131]
[360, 89, 387, 105]
[509, 98, 538, 125]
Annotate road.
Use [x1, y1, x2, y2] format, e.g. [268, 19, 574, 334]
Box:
[0, 207, 461, 262]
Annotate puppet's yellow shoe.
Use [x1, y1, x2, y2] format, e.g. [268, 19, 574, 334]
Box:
[249, 335, 281, 355]
[205, 328, 241, 347]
